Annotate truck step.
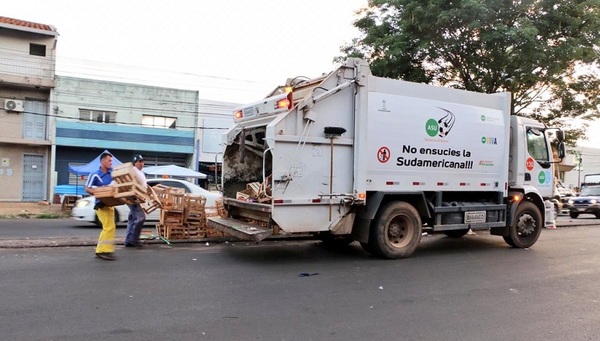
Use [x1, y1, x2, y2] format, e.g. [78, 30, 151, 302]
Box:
[206, 217, 272, 242]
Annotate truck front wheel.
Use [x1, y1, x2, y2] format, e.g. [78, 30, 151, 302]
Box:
[503, 201, 542, 248]
[370, 202, 422, 259]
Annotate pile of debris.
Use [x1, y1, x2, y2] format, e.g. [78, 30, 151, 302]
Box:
[236, 176, 272, 203]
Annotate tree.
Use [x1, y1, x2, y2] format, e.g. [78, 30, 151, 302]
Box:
[338, 0, 600, 145]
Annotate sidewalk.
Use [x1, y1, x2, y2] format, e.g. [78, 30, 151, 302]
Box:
[0, 202, 66, 217]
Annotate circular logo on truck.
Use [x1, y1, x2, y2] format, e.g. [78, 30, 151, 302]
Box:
[377, 147, 391, 163]
[538, 171, 546, 184]
[425, 119, 439, 137]
[526, 157, 535, 171]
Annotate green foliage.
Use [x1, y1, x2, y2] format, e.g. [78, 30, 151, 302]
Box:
[339, 0, 600, 146]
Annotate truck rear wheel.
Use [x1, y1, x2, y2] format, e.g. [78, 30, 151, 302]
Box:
[370, 202, 422, 259]
[503, 201, 542, 248]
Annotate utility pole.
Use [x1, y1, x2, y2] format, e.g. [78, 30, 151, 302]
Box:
[576, 151, 583, 192]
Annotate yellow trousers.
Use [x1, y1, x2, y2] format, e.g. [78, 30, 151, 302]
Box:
[96, 206, 116, 253]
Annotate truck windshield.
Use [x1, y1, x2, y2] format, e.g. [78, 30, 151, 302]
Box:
[583, 174, 600, 186]
[580, 187, 600, 196]
[526, 128, 549, 162]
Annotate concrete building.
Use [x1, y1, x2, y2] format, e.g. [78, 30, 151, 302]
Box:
[0, 16, 58, 202]
[563, 146, 600, 191]
[53, 76, 237, 190]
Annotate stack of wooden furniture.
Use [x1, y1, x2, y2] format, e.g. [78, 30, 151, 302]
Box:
[152, 185, 226, 240]
[184, 194, 206, 238]
[154, 185, 186, 239]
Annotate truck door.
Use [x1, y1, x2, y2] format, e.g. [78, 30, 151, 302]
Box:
[523, 126, 554, 198]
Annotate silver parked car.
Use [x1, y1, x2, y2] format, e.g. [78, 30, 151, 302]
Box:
[71, 178, 221, 225]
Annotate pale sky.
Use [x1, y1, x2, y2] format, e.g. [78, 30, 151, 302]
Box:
[4, 0, 599, 148]
[5, 0, 368, 104]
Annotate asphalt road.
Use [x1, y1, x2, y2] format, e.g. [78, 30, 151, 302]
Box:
[1, 220, 600, 340]
[0, 215, 598, 247]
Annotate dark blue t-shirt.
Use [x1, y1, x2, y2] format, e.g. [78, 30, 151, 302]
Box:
[86, 168, 113, 203]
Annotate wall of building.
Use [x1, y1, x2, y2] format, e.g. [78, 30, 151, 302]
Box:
[0, 145, 49, 201]
[0, 88, 51, 142]
[0, 19, 57, 201]
[0, 27, 56, 88]
[53, 76, 201, 188]
[563, 146, 600, 191]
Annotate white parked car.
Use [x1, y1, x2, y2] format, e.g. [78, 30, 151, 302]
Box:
[71, 178, 221, 225]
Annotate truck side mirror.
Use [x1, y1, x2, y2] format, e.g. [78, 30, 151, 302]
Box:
[556, 130, 564, 142]
[557, 141, 566, 159]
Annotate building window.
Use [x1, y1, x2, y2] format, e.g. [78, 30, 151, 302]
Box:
[79, 109, 116, 123]
[142, 115, 176, 129]
[29, 43, 46, 57]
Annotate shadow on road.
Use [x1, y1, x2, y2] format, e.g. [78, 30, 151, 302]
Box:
[217, 232, 511, 264]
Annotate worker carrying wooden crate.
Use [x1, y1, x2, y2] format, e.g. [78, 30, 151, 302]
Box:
[123, 154, 148, 248]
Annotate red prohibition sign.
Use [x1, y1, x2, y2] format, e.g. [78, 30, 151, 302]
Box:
[377, 147, 391, 163]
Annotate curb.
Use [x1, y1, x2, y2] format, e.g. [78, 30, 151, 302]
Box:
[0, 237, 230, 249]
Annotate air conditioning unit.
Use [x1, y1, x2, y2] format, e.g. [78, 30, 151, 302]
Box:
[4, 99, 24, 112]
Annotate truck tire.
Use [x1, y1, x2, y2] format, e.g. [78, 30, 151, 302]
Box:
[503, 201, 542, 248]
[370, 202, 422, 259]
[569, 211, 579, 219]
[443, 229, 469, 238]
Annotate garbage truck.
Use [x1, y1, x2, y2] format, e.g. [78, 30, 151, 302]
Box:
[207, 58, 565, 259]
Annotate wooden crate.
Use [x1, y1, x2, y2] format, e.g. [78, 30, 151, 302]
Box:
[216, 199, 228, 217]
[156, 223, 185, 239]
[236, 186, 254, 201]
[98, 196, 125, 207]
[93, 186, 124, 206]
[235, 182, 262, 202]
[160, 210, 185, 225]
[163, 192, 185, 211]
[143, 186, 162, 214]
[154, 185, 186, 211]
[185, 194, 206, 212]
[93, 186, 115, 198]
[184, 223, 205, 239]
[142, 200, 161, 214]
[165, 224, 186, 239]
[112, 163, 137, 183]
[113, 181, 147, 204]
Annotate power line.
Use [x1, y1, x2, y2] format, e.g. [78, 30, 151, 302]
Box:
[0, 46, 277, 99]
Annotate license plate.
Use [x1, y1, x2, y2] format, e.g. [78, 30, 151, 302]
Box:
[465, 211, 486, 223]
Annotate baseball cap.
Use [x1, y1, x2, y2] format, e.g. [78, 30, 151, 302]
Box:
[132, 154, 144, 163]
